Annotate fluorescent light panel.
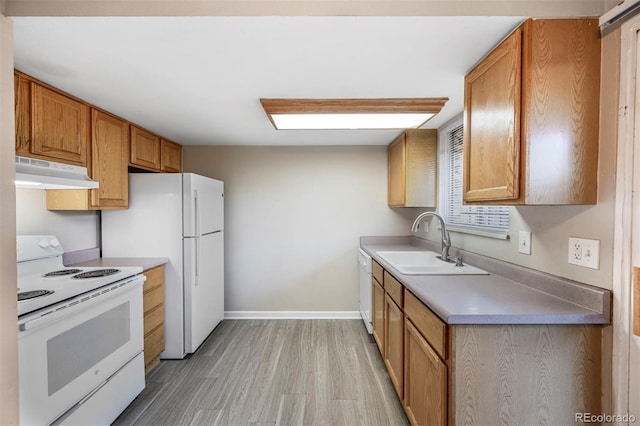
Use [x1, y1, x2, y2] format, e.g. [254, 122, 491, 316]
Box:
[261, 98, 448, 130]
[271, 113, 435, 130]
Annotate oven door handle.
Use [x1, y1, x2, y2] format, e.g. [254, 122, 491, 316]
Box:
[19, 276, 144, 332]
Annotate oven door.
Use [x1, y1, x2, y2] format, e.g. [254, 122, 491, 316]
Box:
[18, 276, 144, 426]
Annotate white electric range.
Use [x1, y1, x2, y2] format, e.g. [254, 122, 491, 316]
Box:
[17, 235, 146, 426]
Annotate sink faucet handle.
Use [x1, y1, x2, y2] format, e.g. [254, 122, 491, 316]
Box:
[454, 256, 464, 267]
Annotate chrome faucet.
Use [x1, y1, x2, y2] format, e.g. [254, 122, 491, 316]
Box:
[411, 212, 452, 262]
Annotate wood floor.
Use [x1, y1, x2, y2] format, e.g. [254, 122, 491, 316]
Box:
[114, 320, 409, 426]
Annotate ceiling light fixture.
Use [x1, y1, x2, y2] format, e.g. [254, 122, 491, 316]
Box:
[260, 98, 449, 130]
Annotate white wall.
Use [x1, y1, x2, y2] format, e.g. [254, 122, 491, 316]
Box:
[184, 145, 413, 312]
[15, 189, 100, 252]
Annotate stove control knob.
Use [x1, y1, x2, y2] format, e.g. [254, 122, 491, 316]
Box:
[50, 239, 60, 248]
[39, 239, 50, 248]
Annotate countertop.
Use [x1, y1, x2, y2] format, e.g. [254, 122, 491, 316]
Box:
[361, 236, 611, 325]
[70, 257, 168, 271]
[64, 248, 168, 272]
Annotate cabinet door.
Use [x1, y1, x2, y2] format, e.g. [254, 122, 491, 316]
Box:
[385, 293, 404, 400]
[388, 134, 406, 206]
[32, 83, 89, 166]
[143, 265, 165, 370]
[372, 277, 385, 354]
[404, 319, 447, 426]
[160, 139, 182, 172]
[463, 27, 522, 202]
[15, 73, 31, 156]
[91, 110, 130, 208]
[130, 126, 161, 170]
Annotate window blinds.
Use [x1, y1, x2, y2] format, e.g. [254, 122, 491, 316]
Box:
[443, 124, 510, 234]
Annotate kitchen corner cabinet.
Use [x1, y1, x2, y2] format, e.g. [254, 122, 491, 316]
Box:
[371, 260, 603, 425]
[47, 109, 130, 211]
[143, 265, 165, 373]
[388, 129, 437, 207]
[14, 71, 90, 166]
[463, 18, 600, 205]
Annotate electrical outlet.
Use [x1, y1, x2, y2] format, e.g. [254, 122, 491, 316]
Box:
[518, 231, 532, 255]
[568, 237, 600, 269]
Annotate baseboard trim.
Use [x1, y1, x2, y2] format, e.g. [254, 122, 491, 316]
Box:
[224, 311, 361, 320]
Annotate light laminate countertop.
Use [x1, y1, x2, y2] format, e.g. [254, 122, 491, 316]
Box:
[361, 236, 610, 325]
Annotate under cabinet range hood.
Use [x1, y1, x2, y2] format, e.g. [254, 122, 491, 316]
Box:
[15, 156, 99, 189]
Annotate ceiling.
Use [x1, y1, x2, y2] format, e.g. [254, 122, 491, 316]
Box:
[12, 16, 525, 146]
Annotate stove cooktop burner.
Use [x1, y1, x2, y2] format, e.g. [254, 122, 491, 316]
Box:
[18, 290, 54, 301]
[72, 269, 120, 279]
[43, 269, 83, 277]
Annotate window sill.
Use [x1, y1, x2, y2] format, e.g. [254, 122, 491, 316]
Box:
[447, 225, 510, 240]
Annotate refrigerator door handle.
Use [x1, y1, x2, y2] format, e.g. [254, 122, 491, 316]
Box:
[195, 237, 200, 286]
[194, 189, 200, 237]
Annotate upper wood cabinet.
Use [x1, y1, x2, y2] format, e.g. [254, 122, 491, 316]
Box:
[463, 18, 600, 205]
[47, 109, 130, 210]
[90, 110, 130, 208]
[388, 129, 437, 207]
[130, 126, 161, 171]
[15, 73, 31, 157]
[160, 139, 183, 173]
[14, 72, 90, 166]
[130, 129, 183, 173]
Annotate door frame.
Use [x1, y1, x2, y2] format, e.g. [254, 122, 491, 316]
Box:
[613, 13, 640, 420]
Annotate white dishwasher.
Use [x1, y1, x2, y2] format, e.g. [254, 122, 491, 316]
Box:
[358, 248, 373, 334]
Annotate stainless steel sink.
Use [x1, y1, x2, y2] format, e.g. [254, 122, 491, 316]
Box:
[375, 251, 488, 275]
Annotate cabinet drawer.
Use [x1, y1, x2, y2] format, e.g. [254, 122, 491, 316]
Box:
[404, 289, 447, 359]
[144, 324, 165, 365]
[384, 271, 403, 307]
[373, 260, 384, 285]
[143, 285, 163, 314]
[144, 305, 164, 336]
[143, 266, 164, 293]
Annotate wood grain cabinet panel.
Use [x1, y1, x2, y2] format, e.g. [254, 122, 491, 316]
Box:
[372, 277, 385, 354]
[46, 109, 130, 210]
[143, 265, 165, 373]
[385, 293, 404, 401]
[31, 83, 89, 166]
[130, 126, 161, 171]
[160, 139, 182, 172]
[464, 18, 600, 205]
[90, 110, 129, 208]
[15, 72, 31, 157]
[404, 319, 447, 426]
[388, 129, 438, 207]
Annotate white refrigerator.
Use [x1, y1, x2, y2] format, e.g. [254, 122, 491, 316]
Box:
[101, 173, 224, 359]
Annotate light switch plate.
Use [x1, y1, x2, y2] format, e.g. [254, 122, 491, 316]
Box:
[568, 237, 600, 269]
[518, 231, 532, 255]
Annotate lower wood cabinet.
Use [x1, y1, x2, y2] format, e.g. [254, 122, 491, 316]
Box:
[404, 319, 447, 426]
[372, 275, 385, 353]
[142, 265, 165, 373]
[371, 260, 604, 426]
[384, 293, 404, 400]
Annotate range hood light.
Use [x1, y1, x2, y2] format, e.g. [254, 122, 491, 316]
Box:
[14, 180, 43, 188]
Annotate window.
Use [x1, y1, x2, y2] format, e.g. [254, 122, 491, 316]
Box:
[439, 118, 510, 239]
